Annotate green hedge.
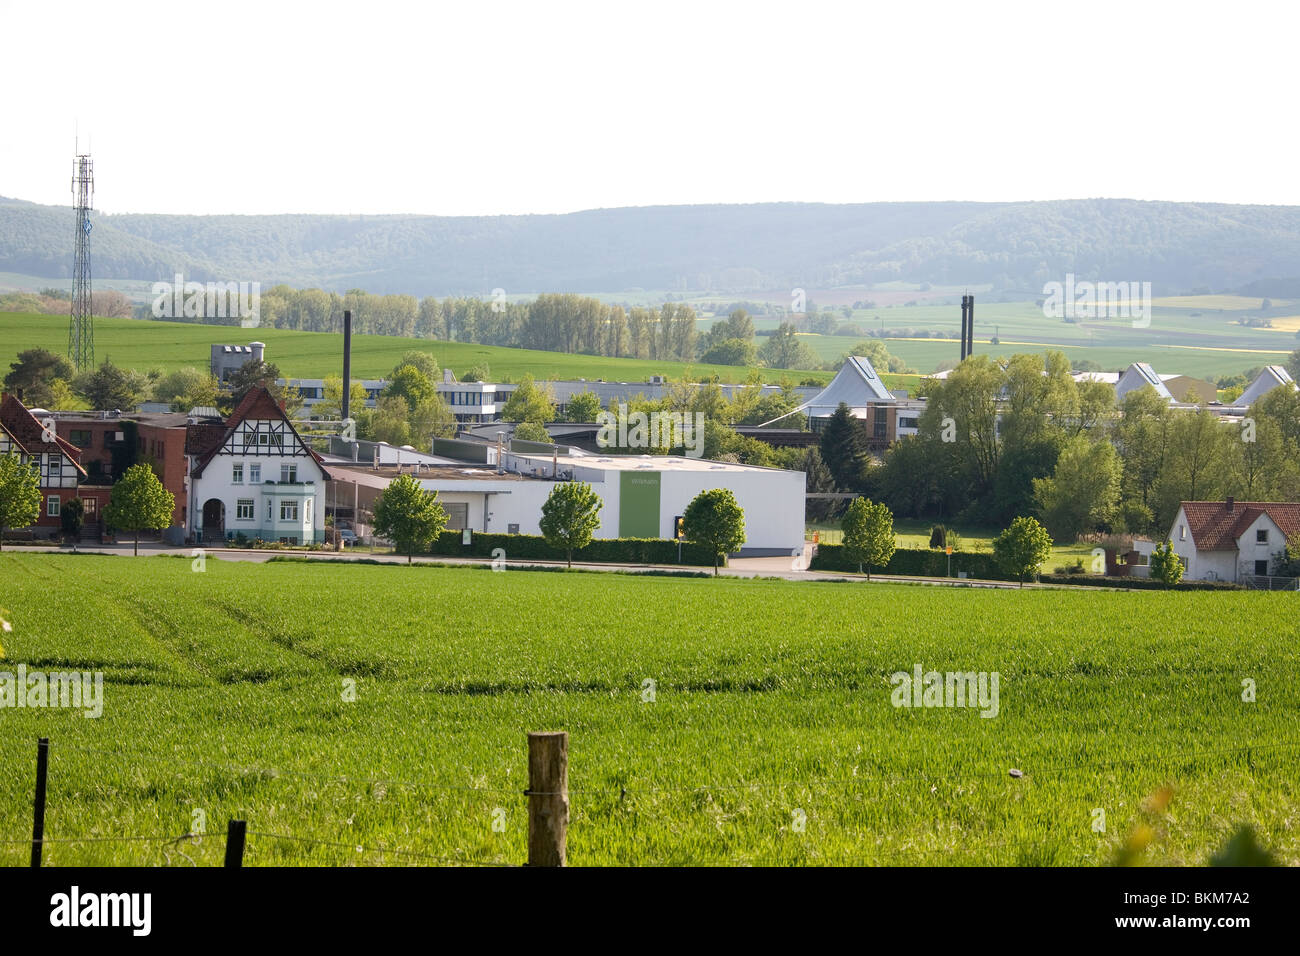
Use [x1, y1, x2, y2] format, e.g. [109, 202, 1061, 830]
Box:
[810, 545, 1017, 581]
[429, 531, 717, 566]
[1045, 573, 1245, 591]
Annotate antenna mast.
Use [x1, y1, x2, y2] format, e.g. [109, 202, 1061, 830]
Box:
[69, 151, 95, 369]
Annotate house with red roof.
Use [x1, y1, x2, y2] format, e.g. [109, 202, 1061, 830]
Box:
[186, 386, 331, 545]
[1166, 498, 1300, 583]
[0, 393, 88, 537]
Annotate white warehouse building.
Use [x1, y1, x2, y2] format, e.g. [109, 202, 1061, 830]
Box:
[326, 445, 806, 556]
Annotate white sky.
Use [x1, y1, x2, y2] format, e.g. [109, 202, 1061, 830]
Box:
[2, 0, 1296, 216]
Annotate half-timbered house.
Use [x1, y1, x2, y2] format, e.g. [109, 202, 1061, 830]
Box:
[187, 387, 330, 545]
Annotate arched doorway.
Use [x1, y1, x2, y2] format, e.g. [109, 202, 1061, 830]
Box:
[202, 499, 225, 542]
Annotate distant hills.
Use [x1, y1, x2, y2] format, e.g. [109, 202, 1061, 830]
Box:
[4, 195, 1300, 297]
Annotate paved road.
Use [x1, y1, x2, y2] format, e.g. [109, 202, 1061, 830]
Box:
[13, 542, 1063, 589]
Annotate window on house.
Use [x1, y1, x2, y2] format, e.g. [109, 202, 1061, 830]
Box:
[1179, 525, 1186, 541]
[1256, 529, 1269, 544]
[305, 499, 312, 526]
[267, 498, 273, 522]
[236, 499, 255, 521]
[69, 429, 92, 447]
[83, 497, 96, 517]
[1255, 559, 1269, 576]
[47, 495, 60, 517]
[444, 502, 469, 530]
[258, 431, 269, 446]
[249, 463, 261, 483]
[232, 462, 244, 483]
[281, 464, 297, 483]
[280, 500, 299, 522]
[48, 455, 61, 477]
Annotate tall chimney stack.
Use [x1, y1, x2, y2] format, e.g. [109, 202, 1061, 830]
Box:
[959, 296, 970, 361]
[342, 310, 353, 424]
[966, 295, 975, 359]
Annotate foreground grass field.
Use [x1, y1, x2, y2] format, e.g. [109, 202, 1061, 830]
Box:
[1, 552, 1296, 867]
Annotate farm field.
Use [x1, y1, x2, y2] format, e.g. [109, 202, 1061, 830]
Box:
[1, 552, 1296, 867]
[0, 312, 834, 388]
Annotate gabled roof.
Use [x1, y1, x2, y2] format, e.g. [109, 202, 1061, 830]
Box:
[189, 386, 331, 479]
[1118, 362, 1174, 401]
[1237, 365, 1297, 408]
[800, 356, 895, 418]
[1177, 500, 1300, 552]
[0, 393, 88, 476]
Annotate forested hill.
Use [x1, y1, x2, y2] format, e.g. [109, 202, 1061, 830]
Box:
[4, 194, 1300, 297]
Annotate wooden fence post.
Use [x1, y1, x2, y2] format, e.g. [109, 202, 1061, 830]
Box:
[224, 819, 246, 867]
[31, 737, 49, 868]
[527, 731, 568, 866]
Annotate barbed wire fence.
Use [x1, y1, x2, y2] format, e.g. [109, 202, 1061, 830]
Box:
[8, 733, 1297, 867]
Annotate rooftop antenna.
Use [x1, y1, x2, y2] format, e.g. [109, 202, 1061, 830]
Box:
[69, 143, 95, 370]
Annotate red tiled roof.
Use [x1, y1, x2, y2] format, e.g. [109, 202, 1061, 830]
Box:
[0, 393, 88, 476]
[190, 386, 330, 479]
[1179, 500, 1300, 552]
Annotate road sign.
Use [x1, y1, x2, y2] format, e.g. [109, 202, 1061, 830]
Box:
[945, 546, 953, 555]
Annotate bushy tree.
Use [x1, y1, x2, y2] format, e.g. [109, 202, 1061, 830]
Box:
[385, 364, 436, 410]
[60, 497, 84, 549]
[103, 463, 175, 556]
[372, 473, 448, 564]
[701, 338, 758, 366]
[563, 390, 603, 422]
[501, 375, 556, 423]
[514, 421, 552, 443]
[0, 453, 41, 552]
[539, 481, 603, 566]
[759, 322, 819, 370]
[4, 349, 75, 408]
[155, 367, 220, 413]
[1149, 540, 1184, 588]
[73, 359, 153, 412]
[1032, 433, 1121, 540]
[993, 515, 1054, 587]
[841, 497, 895, 579]
[683, 488, 746, 576]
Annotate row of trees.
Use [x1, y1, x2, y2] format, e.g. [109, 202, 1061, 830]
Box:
[372, 474, 746, 575]
[816, 350, 1300, 540]
[185, 285, 911, 372]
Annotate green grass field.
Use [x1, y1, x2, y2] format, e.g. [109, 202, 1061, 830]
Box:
[1, 552, 1295, 867]
[0, 312, 834, 388]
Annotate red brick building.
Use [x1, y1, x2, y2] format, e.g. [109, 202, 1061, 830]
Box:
[0, 393, 88, 537]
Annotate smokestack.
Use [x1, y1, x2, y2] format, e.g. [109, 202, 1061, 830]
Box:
[342, 310, 353, 424]
[959, 296, 970, 361]
[966, 295, 975, 359]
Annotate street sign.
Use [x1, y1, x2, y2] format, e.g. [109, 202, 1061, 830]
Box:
[945, 546, 953, 555]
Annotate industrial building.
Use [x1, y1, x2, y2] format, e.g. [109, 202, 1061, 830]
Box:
[323, 438, 805, 556]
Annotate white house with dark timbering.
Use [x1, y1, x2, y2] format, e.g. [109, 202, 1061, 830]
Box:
[186, 387, 331, 545]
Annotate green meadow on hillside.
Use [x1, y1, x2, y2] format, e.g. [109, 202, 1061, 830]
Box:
[1, 553, 1295, 866]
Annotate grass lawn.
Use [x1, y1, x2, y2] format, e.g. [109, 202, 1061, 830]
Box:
[807, 519, 1096, 571]
[1, 552, 1295, 867]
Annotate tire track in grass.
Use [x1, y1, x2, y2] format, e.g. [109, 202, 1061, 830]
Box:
[0, 555, 203, 687]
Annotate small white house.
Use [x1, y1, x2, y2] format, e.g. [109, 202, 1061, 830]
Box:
[187, 387, 331, 545]
[1165, 499, 1300, 582]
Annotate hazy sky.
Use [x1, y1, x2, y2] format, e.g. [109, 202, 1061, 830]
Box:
[2, 0, 1296, 216]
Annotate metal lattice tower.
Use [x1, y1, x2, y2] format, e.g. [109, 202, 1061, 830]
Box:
[69, 153, 95, 370]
